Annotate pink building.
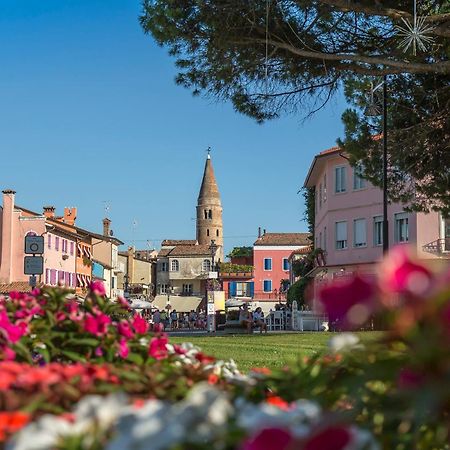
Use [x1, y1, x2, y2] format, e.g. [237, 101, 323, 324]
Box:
[253, 232, 310, 301]
[0, 190, 77, 293]
[304, 147, 450, 305]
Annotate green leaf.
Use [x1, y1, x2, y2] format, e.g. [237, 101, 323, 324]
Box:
[65, 338, 100, 347]
[126, 352, 144, 365]
[60, 350, 86, 362]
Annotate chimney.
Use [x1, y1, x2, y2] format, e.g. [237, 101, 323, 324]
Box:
[63, 207, 77, 226]
[258, 227, 261, 238]
[103, 218, 111, 237]
[0, 190, 16, 283]
[43, 206, 55, 218]
[263, 229, 266, 235]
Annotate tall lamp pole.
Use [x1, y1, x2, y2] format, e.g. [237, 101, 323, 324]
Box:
[382, 75, 389, 254]
[207, 240, 218, 333]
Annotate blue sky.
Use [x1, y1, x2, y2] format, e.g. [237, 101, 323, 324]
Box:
[0, 0, 347, 255]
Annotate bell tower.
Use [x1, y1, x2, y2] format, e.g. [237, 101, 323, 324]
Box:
[196, 150, 223, 261]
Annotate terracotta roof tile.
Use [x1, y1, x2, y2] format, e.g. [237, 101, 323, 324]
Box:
[0, 282, 44, 294]
[319, 146, 341, 155]
[254, 233, 311, 246]
[161, 240, 198, 247]
[166, 245, 212, 257]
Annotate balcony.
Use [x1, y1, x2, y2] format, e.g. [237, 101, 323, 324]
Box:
[422, 238, 450, 256]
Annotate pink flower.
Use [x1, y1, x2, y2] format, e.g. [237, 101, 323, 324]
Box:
[55, 311, 66, 322]
[117, 297, 130, 309]
[303, 426, 352, 450]
[89, 281, 106, 297]
[242, 428, 293, 450]
[319, 275, 377, 329]
[117, 321, 134, 339]
[118, 338, 129, 359]
[148, 335, 168, 360]
[0, 311, 27, 343]
[3, 346, 16, 361]
[83, 313, 111, 337]
[381, 246, 433, 299]
[95, 347, 103, 357]
[132, 315, 149, 334]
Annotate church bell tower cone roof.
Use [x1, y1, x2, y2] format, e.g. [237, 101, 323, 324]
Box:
[197, 153, 221, 206]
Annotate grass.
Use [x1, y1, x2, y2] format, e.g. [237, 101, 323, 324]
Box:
[171, 332, 382, 373]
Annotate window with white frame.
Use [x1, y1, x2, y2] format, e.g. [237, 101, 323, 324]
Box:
[373, 216, 383, 246]
[335, 166, 346, 193]
[159, 284, 169, 294]
[335, 221, 348, 249]
[171, 259, 179, 271]
[182, 284, 193, 294]
[282, 258, 289, 271]
[324, 226, 327, 251]
[202, 259, 211, 272]
[323, 173, 327, 202]
[263, 258, 272, 270]
[353, 163, 366, 190]
[395, 213, 409, 243]
[159, 261, 169, 272]
[353, 218, 367, 247]
[263, 280, 272, 292]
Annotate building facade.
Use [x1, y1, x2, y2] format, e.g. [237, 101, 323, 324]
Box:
[304, 146, 450, 305]
[0, 191, 78, 292]
[253, 232, 311, 301]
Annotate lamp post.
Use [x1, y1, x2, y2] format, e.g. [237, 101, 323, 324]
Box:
[207, 240, 218, 333]
[366, 75, 389, 254]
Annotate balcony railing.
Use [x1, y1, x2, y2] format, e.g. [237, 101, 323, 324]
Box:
[422, 238, 450, 256]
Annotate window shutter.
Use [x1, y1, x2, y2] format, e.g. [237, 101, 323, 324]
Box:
[229, 282, 237, 297]
[249, 282, 254, 297]
[354, 219, 366, 245]
[336, 222, 347, 241]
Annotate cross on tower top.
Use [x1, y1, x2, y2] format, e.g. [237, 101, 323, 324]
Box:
[206, 146, 211, 160]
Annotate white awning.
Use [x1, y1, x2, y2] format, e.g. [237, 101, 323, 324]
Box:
[152, 295, 203, 312]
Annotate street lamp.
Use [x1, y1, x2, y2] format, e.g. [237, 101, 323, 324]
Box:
[365, 75, 389, 254]
[207, 240, 218, 333]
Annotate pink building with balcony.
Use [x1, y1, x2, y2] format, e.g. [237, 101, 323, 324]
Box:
[0, 190, 77, 293]
[253, 232, 310, 301]
[304, 147, 450, 305]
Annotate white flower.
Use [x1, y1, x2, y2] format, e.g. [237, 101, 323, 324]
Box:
[347, 426, 381, 450]
[7, 415, 73, 450]
[328, 333, 363, 354]
[73, 393, 128, 432]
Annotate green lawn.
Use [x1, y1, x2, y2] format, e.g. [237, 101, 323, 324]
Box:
[171, 332, 382, 373]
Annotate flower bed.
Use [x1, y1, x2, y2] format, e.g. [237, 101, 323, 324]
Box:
[1, 247, 449, 449]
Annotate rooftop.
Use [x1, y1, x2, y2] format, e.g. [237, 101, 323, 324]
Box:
[161, 239, 198, 247]
[254, 233, 311, 246]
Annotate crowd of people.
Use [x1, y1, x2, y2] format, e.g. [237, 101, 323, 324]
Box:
[140, 308, 207, 331]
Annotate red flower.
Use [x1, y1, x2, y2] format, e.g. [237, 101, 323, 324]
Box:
[89, 281, 106, 297]
[319, 275, 377, 329]
[208, 373, 219, 385]
[242, 428, 293, 450]
[132, 315, 149, 334]
[148, 335, 168, 360]
[266, 395, 290, 411]
[381, 246, 433, 299]
[0, 411, 30, 441]
[195, 352, 216, 364]
[303, 426, 352, 450]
